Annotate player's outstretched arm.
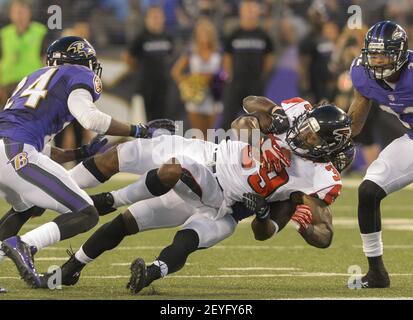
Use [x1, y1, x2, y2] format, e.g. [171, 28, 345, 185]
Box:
[291, 193, 333, 249]
[47, 135, 109, 164]
[67, 89, 175, 138]
[242, 96, 279, 113]
[240, 96, 290, 135]
[347, 88, 371, 137]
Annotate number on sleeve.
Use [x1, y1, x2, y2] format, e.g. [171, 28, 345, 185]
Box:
[325, 164, 341, 181]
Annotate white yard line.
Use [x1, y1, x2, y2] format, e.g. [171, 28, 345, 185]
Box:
[218, 267, 301, 271]
[3, 272, 412, 281]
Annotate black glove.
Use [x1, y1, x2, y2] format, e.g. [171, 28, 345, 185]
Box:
[131, 119, 177, 138]
[268, 108, 290, 135]
[242, 193, 270, 221]
[74, 134, 108, 160]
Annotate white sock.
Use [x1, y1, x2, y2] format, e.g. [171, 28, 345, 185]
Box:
[0, 242, 5, 264]
[21, 222, 61, 250]
[361, 231, 383, 257]
[69, 162, 101, 189]
[75, 246, 94, 264]
[153, 260, 168, 277]
[111, 172, 154, 208]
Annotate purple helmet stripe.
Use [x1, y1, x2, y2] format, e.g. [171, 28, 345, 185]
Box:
[379, 21, 389, 41]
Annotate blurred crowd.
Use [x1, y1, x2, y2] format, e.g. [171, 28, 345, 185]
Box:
[1, 0, 412, 171]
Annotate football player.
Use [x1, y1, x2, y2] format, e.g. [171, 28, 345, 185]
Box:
[348, 21, 413, 288]
[0, 36, 175, 288]
[48, 98, 353, 293]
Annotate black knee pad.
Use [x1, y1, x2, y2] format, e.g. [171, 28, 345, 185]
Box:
[358, 180, 387, 234]
[358, 180, 386, 204]
[146, 169, 172, 196]
[173, 229, 200, 253]
[53, 205, 99, 240]
[83, 158, 109, 183]
[121, 211, 140, 235]
[79, 205, 99, 230]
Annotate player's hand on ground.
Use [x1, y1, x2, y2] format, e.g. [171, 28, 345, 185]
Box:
[146, 119, 177, 137]
[260, 135, 291, 173]
[291, 204, 312, 234]
[77, 134, 108, 159]
[242, 193, 270, 221]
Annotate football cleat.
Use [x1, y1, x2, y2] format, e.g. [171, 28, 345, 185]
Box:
[60, 252, 85, 286]
[361, 269, 390, 288]
[0, 287, 7, 293]
[127, 258, 148, 294]
[1, 236, 41, 288]
[91, 192, 116, 216]
[37, 248, 85, 289]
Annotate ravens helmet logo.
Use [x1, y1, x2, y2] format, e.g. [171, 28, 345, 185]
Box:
[67, 41, 96, 58]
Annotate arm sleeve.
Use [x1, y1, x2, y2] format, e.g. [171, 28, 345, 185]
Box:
[67, 88, 112, 134]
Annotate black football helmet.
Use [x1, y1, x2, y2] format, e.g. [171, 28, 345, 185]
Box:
[362, 21, 409, 79]
[286, 104, 352, 161]
[46, 36, 102, 77]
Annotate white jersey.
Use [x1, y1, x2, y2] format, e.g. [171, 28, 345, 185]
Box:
[215, 97, 342, 206]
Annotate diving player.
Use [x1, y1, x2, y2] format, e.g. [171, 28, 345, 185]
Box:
[348, 21, 413, 288]
[0, 36, 175, 288]
[50, 98, 352, 293]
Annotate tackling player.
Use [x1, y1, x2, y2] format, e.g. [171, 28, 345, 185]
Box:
[0, 36, 175, 288]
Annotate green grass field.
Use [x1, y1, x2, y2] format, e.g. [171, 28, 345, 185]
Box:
[1, 177, 413, 300]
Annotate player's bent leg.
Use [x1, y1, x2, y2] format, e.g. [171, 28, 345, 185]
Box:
[106, 161, 181, 208]
[358, 179, 389, 288]
[128, 229, 199, 295]
[1, 147, 96, 287]
[58, 191, 192, 287]
[0, 206, 45, 241]
[129, 213, 237, 294]
[356, 134, 413, 288]
[54, 211, 136, 286]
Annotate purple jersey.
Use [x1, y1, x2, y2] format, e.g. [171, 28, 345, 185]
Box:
[350, 51, 413, 137]
[0, 65, 102, 151]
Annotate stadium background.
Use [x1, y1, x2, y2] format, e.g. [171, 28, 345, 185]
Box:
[1, 0, 413, 300]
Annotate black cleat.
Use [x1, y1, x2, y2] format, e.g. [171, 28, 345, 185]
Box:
[127, 258, 148, 294]
[40, 249, 86, 288]
[1, 236, 41, 288]
[91, 192, 116, 216]
[60, 250, 86, 286]
[361, 269, 390, 288]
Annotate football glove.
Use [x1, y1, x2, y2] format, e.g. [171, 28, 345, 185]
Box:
[291, 204, 312, 234]
[74, 134, 108, 159]
[242, 193, 270, 221]
[268, 107, 290, 135]
[131, 119, 177, 138]
[261, 134, 291, 173]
